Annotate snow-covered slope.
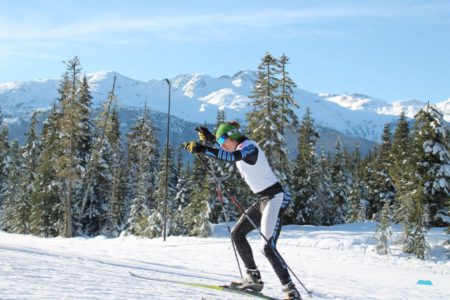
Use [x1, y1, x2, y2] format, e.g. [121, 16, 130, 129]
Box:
[319, 92, 450, 123]
[0, 223, 448, 299]
[0, 71, 448, 142]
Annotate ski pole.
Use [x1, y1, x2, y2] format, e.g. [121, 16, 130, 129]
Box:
[195, 153, 243, 279]
[197, 154, 313, 296]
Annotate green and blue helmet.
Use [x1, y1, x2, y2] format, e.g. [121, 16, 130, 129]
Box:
[215, 121, 242, 145]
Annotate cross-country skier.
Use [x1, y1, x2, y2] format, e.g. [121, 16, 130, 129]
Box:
[182, 121, 301, 300]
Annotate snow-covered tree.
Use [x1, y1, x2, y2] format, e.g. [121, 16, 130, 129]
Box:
[14, 112, 41, 234]
[106, 108, 127, 237]
[1, 141, 22, 232]
[79, 80, 117, 236]
[347, 145, 369, 223]
[291, 107, 319, 224]
[412, 104, 450, 226]
[364, 124, 396, 220]
[30, 105, 63, 237]
[55, 57, 91, 237]
[0, 110, 9, 223]
[330, 137, 352, 224]
[171, 156, 191, 235]
[390, 112, 414, 223]
[147, 146, 177, 238]
[375, 200, 392, 255]
[310, 148, 334, 225]
[126, 105, 160, 236]
[183, 156, 212, 237]
[246, 52, 298, 183]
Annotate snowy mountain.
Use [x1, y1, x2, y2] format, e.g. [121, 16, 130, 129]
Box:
[318, 92, 450, 122]
[0, 71, 448, 144]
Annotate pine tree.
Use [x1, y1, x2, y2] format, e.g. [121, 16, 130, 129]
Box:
[77, 75, 94, 173]
[55, 56, 88, 237]
[126, 105, 160, 236]
[291, 107, 319, 224]
[183, 156, 212, 237]
[147, 146, 177, 238]
[365, 124, 396, 220]
[106, 108, 127, 237]
[401, 179, 430, 259]
[0, 110, 9, 222]
[390, 112, 414, 224]
[330, 137, 352, 224]
[375, 200, 392, 255]
[171, 156, 191, 235]
[29, 105, 62, 236]
[412, 104, 450, 226]
[274, 54, 299, 185]
[1, 141, 22, 232]
[246, 52, 296, 182]
[398, 104, 450, 259]
[311, 148, 334, 225]
[14, 112, 41, 234]
[347, 145, 369, 223]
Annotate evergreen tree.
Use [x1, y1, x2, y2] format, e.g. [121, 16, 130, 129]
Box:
[55, 57, 88, 237]
[390, 112, 414, 223]
[247, 52, 299, 182]
[77, 75, 94, 173]
[375, 200, 392, 255]
[126, 105, 160, 236]
[412, 104, 450, 226]
[29, 105, 62, 236]
[0, 110, 9, 222]
[311, 148, 334, 225]
[147, 146, 177, 238]
[171, 158, 191, 235]
[1, 141, 22, 232]
[291, 107, 319, 224]
[106, 108, 127, 237]
[183, 156, 212, 237]
[365, 124, 396, 220]
[15, 112, 41, 234]
[401, 179, 430, 259]
[79, 81, 117, 236]
[347, 145, 369, 222]
[330, 137, 352, 224]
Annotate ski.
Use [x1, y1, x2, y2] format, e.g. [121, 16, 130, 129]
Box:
[129, 271, 279, 300]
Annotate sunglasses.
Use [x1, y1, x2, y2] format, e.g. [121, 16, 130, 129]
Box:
[217, 134, 228, 146]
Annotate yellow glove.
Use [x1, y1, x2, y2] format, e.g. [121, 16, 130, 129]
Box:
[182, 141, 206, 154]
[195, 126, 215, 143]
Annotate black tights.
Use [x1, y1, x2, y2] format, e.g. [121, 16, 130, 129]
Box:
[230, 197, 291, 285]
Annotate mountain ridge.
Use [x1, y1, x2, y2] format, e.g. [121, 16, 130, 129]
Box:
[0, 70, 448, 143]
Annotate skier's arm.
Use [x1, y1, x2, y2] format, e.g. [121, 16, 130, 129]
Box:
[182, 141, 258, 165]
[204, 144, 259, 164]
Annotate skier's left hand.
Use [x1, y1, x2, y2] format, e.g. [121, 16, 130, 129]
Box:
[195, 126, 215, 143]
[182, 141, 206, 154]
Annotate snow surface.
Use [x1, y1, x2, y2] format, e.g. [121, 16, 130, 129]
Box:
[1, 223, 449, 300]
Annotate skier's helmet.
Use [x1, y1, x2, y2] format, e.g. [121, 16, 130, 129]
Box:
[215, 121, 242, 146]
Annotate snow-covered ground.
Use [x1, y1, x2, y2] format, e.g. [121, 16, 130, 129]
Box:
[0, 223, 448, 300]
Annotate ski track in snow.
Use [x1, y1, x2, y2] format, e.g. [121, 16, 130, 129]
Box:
[0, 223, 449, 300]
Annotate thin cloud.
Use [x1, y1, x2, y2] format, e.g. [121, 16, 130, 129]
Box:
[0, 3, 449, 42]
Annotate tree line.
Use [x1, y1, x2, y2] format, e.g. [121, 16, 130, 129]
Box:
[0, 54, 449, 260]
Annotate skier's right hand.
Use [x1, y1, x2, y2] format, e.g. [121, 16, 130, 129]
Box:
[195, 126, 215, 143]
[182, 141, 206, 154]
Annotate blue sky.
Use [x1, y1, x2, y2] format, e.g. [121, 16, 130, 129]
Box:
[0, 0, 449, 103]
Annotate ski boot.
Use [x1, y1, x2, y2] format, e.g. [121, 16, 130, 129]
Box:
[230, 268, 264, 292]
[282, 282, 301, 300]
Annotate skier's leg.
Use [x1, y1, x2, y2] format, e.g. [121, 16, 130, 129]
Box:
[260, 191, 293, 286]
[230, 202, 261, 269]
[230, 202, 264, 291]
